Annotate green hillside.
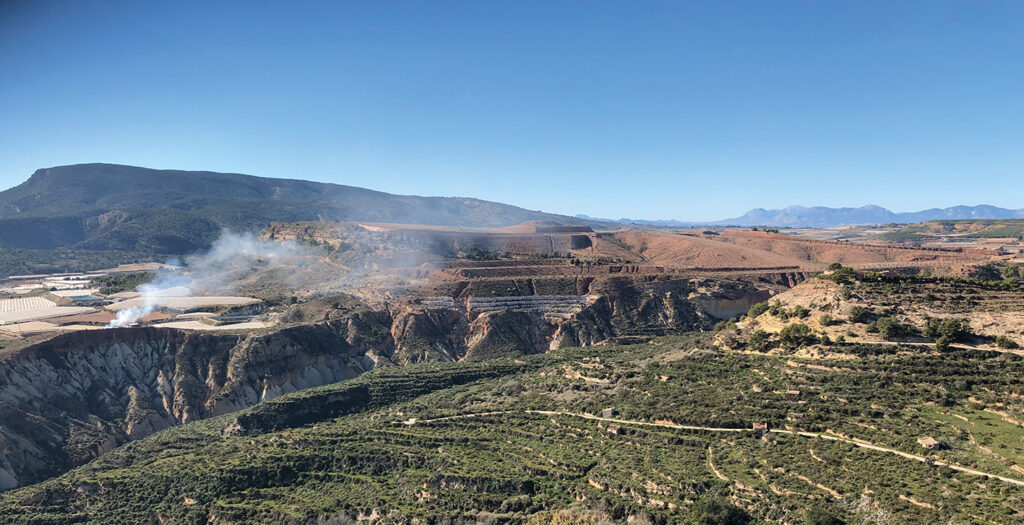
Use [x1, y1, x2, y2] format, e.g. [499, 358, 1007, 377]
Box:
[5, 335, 1022, 524]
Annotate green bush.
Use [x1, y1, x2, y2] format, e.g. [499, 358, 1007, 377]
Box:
[924, 317, 972, 342]
[868, 317, 913, 341]
[748, 329, 771, 351]
[747, 301, 770, 318]
[994, 335, 1020, 349]
[823, 264, 856, 284]
[714, 320, 737, 332]
[1000, 265, 1022, 280]
[847, 306, 873, 324]
[803, 506, 844, 525]
[691, 496, 751, 525]
[91, 272, 156, 294]
[779, 323, 813, 349]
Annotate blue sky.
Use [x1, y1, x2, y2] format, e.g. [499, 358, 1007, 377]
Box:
[1, 1, 1022, 221]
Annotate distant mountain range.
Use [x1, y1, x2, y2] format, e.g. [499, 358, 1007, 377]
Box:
[2, 164, 1020, 256]
[579, 204, 1024, 229]
[0, 164, 604, 253]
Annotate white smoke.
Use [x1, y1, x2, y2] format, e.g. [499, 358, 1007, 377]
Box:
[107, 308, 147, 328]
[105, 230, 327, 328]
[105, 290, 155, 328]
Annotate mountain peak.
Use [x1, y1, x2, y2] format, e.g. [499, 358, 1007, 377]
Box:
[720, 204, 1021, 228]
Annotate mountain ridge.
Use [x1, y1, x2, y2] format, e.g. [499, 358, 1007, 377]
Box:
[579, 203, 1024, 228]
[0, 163, 604, 253]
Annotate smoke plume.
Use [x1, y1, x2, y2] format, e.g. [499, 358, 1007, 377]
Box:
[105, 231, 327, 328]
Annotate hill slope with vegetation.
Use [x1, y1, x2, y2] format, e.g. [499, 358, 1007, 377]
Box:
[4, 332, 1023, 524]
[0, 164, 601, 253]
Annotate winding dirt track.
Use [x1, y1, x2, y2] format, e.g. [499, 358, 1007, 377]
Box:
[407, 410, 1024, 488]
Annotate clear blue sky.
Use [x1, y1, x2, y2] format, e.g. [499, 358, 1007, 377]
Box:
[2, 1, 1022, 221]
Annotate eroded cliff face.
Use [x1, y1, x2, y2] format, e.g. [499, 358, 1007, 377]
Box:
[389, 306, 468, 364]
[0, 323, 386, 490]
[0, 277, 786, 490]
[550, 277, 709, 348]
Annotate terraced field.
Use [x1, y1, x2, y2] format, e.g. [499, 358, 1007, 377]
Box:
[5, 335, 1024, 523]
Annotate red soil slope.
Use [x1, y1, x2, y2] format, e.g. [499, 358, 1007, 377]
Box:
[609, 231, 809, 269]
[714, 230, 988, 265]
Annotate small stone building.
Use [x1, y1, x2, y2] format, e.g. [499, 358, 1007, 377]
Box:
[602, 407, 617, 418]
[918, 436, 943, 450]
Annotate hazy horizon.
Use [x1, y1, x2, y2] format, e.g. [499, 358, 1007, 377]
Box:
[5, 162, 1022, 226]
[3, 1, 1023, 220]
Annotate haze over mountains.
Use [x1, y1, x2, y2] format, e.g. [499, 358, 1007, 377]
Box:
[2, 164, 1020, 256]
[0, 164, 600, 253]
[580, 204, 1024, 229]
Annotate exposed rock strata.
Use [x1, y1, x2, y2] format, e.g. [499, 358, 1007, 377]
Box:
[0, 278, 777, 490]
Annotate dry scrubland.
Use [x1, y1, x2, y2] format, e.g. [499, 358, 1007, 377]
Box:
[718, 266, 1024, 354]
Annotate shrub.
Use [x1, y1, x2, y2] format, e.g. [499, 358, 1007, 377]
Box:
[790, 305, 811, 319]
[847, 306, 873, 324]
[995, 335, 1020, 349]
[91, 271, 155, 294]
[803, 506, 844, 525]
[818, 315, 837, 327]
[748, 329, 771, 351]
[870, 316, 913, 341]
[691, 496, 751, 525]
[779, 323, 813, 349]
[823, 264, 856, 284]
[924, 317, 972, 342]
[747, 301, 770, 318]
